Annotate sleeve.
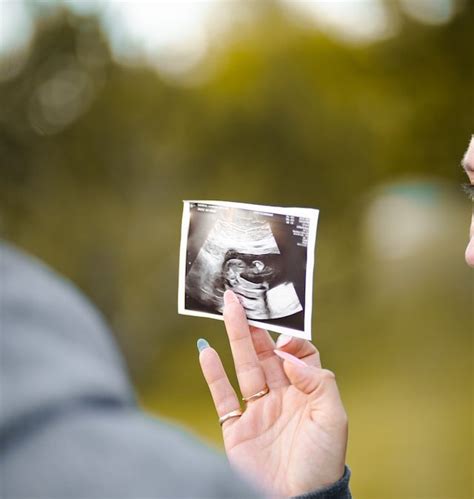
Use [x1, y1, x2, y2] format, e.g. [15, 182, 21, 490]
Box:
[293, 466, 351, 499]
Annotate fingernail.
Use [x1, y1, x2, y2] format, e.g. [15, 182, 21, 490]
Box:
[276, 334, 292, 348]
[224, 290, 239, 305]
[197, 338, 210, 353]
[274, 349, 307, 367]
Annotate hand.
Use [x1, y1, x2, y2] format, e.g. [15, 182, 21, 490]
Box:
[198, 290, 348, 497]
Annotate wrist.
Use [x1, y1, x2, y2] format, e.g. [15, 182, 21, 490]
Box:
[292, 465, 352, 499]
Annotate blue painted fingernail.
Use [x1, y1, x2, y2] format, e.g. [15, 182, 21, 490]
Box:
[197, 338, 210, 353]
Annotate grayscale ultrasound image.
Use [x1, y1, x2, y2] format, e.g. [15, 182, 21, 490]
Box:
[184, 203, 309, 332]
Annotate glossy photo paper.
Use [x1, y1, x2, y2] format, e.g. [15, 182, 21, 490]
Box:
[178, 200, 319, 339]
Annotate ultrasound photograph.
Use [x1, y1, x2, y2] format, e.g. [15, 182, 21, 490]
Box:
[178, 201, 319, 339]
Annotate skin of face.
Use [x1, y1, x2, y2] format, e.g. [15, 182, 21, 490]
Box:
[462, 136, 474, 267]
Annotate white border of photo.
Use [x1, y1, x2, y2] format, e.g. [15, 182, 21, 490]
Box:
[178, 200, 319, 340]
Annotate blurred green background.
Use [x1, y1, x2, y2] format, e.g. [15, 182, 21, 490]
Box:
[0, 1, 472, 497]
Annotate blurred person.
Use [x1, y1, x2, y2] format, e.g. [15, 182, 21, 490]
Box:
[462, 135, 474, 266]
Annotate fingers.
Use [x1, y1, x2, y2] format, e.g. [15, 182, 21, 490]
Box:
[275, 334, 321, 368]
[223, 291, 267, 399]
[198, 342, 241, 426]
[249, 326, 289, 389]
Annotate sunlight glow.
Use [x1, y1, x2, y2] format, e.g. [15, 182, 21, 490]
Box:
[0, 0, 460, 78]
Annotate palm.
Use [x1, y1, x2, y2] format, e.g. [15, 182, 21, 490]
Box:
[224, 386, 337, 496]
[199, 293, 347, 497]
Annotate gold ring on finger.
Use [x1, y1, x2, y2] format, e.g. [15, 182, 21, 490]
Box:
[242, 386, 270, 403]
[218, 409, 243, 426]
